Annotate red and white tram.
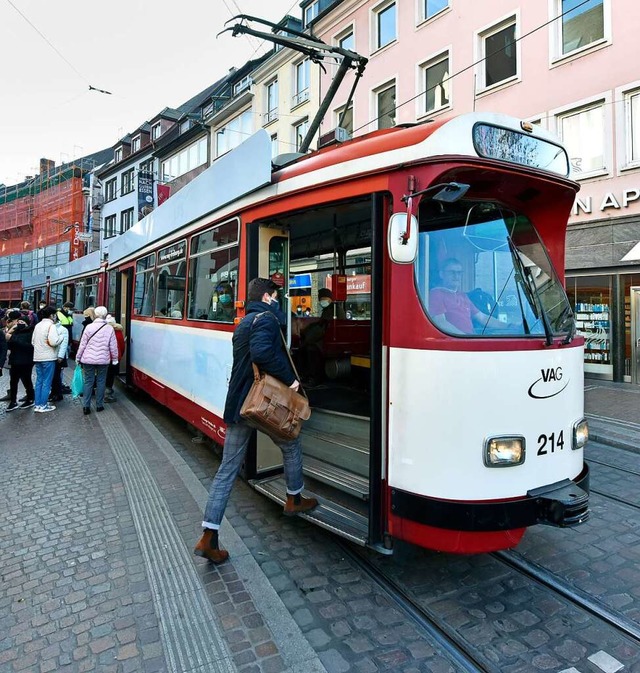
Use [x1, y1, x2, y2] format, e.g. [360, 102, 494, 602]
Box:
[106, 112, 589, 554]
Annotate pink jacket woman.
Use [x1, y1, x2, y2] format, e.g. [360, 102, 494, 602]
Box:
[76, 318, 118, 365]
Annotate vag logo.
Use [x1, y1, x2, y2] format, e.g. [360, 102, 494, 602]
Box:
[528, 367, 569, 399]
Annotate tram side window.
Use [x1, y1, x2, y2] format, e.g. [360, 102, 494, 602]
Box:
[188, 220, 239, 323]
[134, 253, 156, 317]
[156, 262, 186, 318]
[50, 283, 63, 308]
[75, 276, 98, 311]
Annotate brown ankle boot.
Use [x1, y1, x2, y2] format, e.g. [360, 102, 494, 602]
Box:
[283, 493, 318, 516]
[193, 529, 229, 564]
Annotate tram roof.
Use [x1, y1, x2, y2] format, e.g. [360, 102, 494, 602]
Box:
[106, 112, 569, 267]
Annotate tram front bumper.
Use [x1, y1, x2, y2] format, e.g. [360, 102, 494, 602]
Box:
[390, 463, 590, 531]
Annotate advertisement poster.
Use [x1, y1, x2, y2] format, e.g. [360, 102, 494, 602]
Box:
[138, 170, 155, 219]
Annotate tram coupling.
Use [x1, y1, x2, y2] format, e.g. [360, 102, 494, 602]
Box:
[527, 475, 590, 527]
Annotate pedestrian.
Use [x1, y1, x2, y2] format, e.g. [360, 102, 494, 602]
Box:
[0, 324, 7, 391]
[194, 277, 318, 564]
[31, 306, 61, 413]
[75, 306, 118, 415]
[19, 300, 38, 327]
[49, 312, 69, 403]
[56, 302, 74, 354]
[3, 310, 35, 411]
[36, 300, 48, 322]
[104, 315, 125, 402]
[80, 307, 95, 339]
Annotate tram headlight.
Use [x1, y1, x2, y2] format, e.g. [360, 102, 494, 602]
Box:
[483, 436, 525, 467]
[572, 419, 589, 450]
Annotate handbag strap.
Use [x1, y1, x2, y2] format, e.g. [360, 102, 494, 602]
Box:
[78, 322, 107, 363]
[253, 311, 307, 398]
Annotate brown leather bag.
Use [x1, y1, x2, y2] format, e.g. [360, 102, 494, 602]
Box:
[240, 314, 311, 442]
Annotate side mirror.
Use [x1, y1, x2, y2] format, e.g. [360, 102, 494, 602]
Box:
[388, 213, 418, 264]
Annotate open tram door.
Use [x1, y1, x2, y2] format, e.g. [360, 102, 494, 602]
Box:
[248, 194, 389, 554]
[110, 266, 134, 385]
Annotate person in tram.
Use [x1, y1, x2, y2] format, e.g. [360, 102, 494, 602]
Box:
[429, 258, 511, 335]
[210, 282, 236, 322]
[318, 287, 345, 320]
[194, 277, 317, 564]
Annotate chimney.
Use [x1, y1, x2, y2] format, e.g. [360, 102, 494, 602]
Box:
[40, 158, 55, 175]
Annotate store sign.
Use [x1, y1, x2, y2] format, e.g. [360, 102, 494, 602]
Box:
[158, 240, 186, 264]
[346, 275, 371, 294]
[573, 188, 640, 216]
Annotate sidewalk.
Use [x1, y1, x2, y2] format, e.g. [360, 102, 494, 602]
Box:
[0, 375, 326, 673]
[585, 379, 640, 452]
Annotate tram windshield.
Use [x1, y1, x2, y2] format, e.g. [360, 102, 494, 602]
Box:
[415, 200, 574, 339]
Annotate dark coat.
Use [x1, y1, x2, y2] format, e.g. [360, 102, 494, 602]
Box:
[0, 329, 6, 371]
[7, 322, 34, 367]
[223, 300, 296, 424]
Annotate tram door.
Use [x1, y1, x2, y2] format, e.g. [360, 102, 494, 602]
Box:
[250, 196, 387, 551]
[116, 267, 134, 381]
[630, 287, 640, 383]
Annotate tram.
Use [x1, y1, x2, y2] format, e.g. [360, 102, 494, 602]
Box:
[106, 112, 590, 554]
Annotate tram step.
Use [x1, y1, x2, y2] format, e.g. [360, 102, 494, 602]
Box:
[302, 409, 370, 478]
[250, 475, 368, 547]
[303, 456, 369, 500]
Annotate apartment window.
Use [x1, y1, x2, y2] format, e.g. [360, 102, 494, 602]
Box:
[265, 79, 278, 124]
[233, 75, 252, 95]
[114, 147, 123, 163]
[557, 0, 605, 57]
[188, 220, 239, 322]
[271, 134, 279, 158]
[478, 18, 517, 90]
[421, 52, 450, 114]
[121, 168, 134, 195]
[139, 158, 153, 174]
[121, 208, 134, 232]
[103, 214, 117, 238]
[293, 60, 310, 107]
[152, 123, 162, 140]
[162, 137, 208, 180]
[626, 89, 640, 167]
[338, 28, 355, 52]
[294, 118, 309, 151]
[132, 136, 141, 152]
[423, 0, 448, 21]
[335, 104, 354, 135]
[374, 2, 396, 50]
[304, 1, 319, 27]
[105, 178, 117, 202]
[215, 110, 253, 158]
[376, 82, 396, 130]
[557, 103, 605, 177]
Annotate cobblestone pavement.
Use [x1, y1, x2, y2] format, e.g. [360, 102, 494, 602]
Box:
[2, 377, 640, 673]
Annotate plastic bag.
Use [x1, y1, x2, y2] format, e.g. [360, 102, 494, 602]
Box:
[71, 365, 84, 399]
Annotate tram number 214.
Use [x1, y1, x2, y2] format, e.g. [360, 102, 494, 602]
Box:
[537, 431, 565, 455]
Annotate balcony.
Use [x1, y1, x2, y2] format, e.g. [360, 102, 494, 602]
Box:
[263, 108, 279, 125]
[291, 88, 310, 108]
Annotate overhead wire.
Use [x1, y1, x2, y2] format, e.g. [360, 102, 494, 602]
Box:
[4, 0, 112, 95]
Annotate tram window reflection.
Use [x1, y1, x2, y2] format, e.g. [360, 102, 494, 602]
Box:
[134, 253, 156, 316]
[188, 244, 238, 323]
[155, 262, 186, 318]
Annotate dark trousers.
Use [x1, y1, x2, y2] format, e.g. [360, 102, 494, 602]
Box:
[106, 363, 118, 390]
[10, 364, 34, 404]
[51, 360, 64, 398]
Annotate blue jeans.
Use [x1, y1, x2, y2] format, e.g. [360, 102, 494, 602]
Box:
[203, 421, 304, 529]
[82, 364, 108, 408]
[34, 361, 55, 407]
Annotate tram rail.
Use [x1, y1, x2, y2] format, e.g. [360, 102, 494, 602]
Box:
[337, 541, 492, 673]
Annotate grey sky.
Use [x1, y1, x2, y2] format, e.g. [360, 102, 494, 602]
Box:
[0, 0, 300, 186]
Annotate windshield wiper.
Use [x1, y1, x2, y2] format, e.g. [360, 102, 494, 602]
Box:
[507, 238, 554, 346]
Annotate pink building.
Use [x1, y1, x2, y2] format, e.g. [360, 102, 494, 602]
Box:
[302, 0, 640, 382]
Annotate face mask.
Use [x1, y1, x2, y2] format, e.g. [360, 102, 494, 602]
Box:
[39, 305, 46, 310]
[319, 300, 331, 309]
[219, 294, 232, 305]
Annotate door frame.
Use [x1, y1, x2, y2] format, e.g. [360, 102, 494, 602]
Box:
[631, 286, 640, 384]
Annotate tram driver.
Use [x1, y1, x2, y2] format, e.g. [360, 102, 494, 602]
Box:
[429, 258, 513, 335]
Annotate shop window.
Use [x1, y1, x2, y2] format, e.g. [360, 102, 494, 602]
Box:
[188, 220, 239, 322]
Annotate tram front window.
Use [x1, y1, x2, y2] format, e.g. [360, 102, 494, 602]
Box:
[415, 201, 573, 338]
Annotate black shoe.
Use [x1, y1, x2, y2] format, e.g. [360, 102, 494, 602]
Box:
[19, 394, 28, 402]
[0, 393, 10, 402]
[18, 400, 34, 409]
[96, 406, 105, 412]
[61, 385, 71, 394]
[6, 402, 18, 412]
[49, 395, 63, 403]
[83, 407, 91, 415]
